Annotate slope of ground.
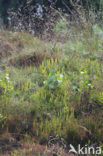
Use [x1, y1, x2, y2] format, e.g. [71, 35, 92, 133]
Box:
[0, 27, 103, 155]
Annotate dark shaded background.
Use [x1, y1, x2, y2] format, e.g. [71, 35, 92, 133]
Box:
[0, 0, 102, 24]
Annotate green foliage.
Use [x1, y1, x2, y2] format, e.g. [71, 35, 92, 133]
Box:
[93, 24, 103, 37]
[0, 113, 6, 122]
[72, 69, 93, 92]
[54, 19, 67, 34]
[0, 20, 103, 153]
[0, 71, 14, 94]
[79, 70, 93, 90]
[34, 60, 70, 116]
[42, 69, 63, 89]
[85, 0, 103, 10]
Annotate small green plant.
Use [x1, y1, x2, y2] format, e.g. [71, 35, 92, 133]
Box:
[0, 113, 7, 127]
[0, 71, 14, 94]
[72, 70, 93, 92]
[80, 70, 93, 90]
[42, 69, 63, 90]
[0, 113, 6, 122]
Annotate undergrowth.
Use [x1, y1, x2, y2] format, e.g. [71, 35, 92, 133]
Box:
[0, 16, 103, 155]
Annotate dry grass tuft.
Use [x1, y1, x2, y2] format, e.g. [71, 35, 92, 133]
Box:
[0, 42, 14, 59]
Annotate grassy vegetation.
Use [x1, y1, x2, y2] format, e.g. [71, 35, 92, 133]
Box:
[0, 20, 103, 155]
